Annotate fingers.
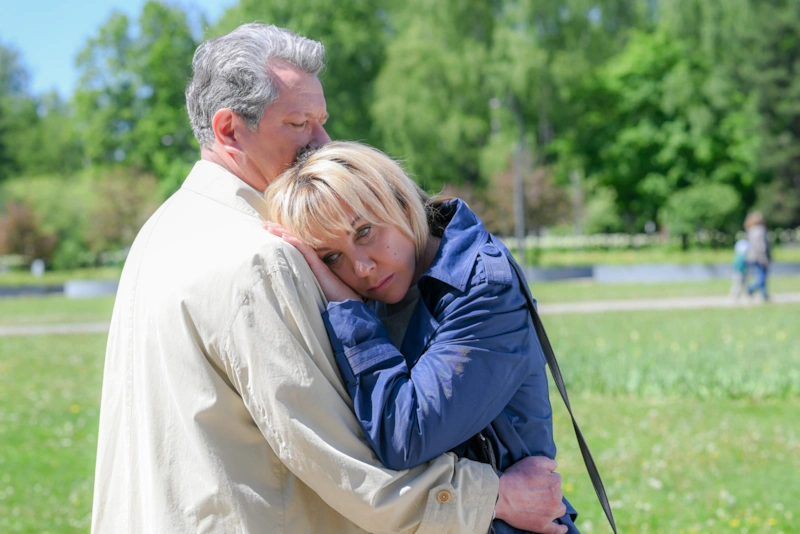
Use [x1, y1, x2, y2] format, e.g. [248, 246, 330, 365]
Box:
[539, 522, 569, 534]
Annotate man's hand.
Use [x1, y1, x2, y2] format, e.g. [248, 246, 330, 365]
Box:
[494, 456, 568, 534]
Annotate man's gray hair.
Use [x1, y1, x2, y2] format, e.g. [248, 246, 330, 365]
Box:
[186, 23, 325, 147]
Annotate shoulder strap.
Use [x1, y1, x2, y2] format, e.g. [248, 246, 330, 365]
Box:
[509, 261, 618, 534]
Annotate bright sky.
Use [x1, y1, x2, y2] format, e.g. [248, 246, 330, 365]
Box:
[0, 0, 236, 98]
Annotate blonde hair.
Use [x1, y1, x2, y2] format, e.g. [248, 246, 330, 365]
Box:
[265, 141, 431, 258]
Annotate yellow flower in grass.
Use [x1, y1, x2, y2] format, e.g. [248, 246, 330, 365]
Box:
[729, 518, 741, 527]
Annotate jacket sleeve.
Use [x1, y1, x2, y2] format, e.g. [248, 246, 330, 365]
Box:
[224, 242, 499, 534]
[323, 250, 540, 471]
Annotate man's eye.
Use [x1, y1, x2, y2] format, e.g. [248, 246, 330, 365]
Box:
[290, 121, 307, 129]
[322, 253, 340, 266]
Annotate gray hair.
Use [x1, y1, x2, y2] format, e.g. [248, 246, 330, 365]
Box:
[186, 23, 325, 147]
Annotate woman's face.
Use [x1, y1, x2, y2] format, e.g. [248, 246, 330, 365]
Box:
[314, 215, 417, 304]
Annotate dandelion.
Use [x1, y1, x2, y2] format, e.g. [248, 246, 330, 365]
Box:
[70, 404, 80, 414]
[729, 519, 741, 527]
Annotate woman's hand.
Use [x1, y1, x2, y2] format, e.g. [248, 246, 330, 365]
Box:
[264, 222, 361, 303]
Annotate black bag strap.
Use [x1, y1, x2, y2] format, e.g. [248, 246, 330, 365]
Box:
[509, 261, 618, 534]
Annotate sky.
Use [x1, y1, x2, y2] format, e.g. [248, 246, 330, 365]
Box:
[0, 0, 236, 98]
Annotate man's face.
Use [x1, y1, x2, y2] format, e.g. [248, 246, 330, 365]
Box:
[238, 61, 330, 187]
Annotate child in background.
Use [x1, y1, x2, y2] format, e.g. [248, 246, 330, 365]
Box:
[729, 238, 749, 300]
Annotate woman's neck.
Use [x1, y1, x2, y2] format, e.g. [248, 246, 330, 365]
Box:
[412, 235, 442, 284]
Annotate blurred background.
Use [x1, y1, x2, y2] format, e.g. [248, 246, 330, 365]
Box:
[0, 0, 798, 532]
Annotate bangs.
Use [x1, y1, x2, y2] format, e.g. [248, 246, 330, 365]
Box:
[267, 163, 387, 249]
[265, 141, 430, 258]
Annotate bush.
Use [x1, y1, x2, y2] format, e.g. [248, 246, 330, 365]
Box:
[0, 200, 57, 264]
[1, 168, 159, 269]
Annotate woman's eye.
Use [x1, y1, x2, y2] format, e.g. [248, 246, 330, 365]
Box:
[355, 225, 372, 239]
[322, 253, 340, 266]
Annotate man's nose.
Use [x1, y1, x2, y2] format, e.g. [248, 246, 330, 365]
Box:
[310, 122, 331, 147]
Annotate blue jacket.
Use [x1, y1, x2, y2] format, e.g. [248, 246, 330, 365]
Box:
[323, 199, 578, 533]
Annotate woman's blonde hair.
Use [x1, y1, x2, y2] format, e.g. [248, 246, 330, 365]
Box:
[265, 141, 431, 258]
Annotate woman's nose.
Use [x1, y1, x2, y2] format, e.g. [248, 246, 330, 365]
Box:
[353, 256, 376, 277]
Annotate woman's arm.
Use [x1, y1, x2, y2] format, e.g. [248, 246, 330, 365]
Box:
[324, 252, 540, 470]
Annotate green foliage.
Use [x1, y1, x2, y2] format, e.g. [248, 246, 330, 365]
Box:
[658, 182, 741, 238]
[1, 169, 159, 269]
[73, 2, 199, 178]
[215, 0, 390, 146]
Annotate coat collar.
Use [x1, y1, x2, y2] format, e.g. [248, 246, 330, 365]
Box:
[422, 198, 489, 292]
[181, 160, 270, 221]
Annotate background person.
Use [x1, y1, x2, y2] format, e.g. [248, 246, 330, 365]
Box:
[744, 211, 770, 302]
[91, 22, 568, 534]
[729, 237, 749, 300]
[265, 141, 580, 534]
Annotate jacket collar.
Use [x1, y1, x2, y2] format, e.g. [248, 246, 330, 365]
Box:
[422, 198, 489, 292]
[181, 160, 270, 221]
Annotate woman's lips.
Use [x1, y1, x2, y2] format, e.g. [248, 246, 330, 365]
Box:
[369, 273, 394, 293]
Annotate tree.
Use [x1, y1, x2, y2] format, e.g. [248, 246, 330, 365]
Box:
[658, 182, 741, 249]
[372, 0, 493, 190]
[571, 26, 761, 231]
[73, 2, 199, 190]
[215, 0, 390, 146]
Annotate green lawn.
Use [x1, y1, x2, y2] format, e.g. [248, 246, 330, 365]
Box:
[1, 296, 798, 532]
[0, 296, 116, 326]
[524, 244, 800, 267]
[531, 274, 800, 304]
[0, 267, 122, 288]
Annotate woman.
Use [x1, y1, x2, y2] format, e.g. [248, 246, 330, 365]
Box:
[265, 141, 579, 534]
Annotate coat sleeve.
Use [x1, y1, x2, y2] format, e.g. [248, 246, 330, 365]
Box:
[323, 250, 540, 471]
[223, 243, 499, 534]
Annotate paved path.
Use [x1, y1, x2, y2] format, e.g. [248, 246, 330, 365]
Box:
[2, 293, 799, 337]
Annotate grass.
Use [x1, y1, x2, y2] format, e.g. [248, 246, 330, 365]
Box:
[553, 396, 800, 534]
[523, 244, 800, 268]
[531, 274, 800, 304]
[0, 296, 115, 326]
[0, 267, 122, 288]
[1, 294, 798, 532]
[0, 334, 106, 533]
[546, 303, 800, 399]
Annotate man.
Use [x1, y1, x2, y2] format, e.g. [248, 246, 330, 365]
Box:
[91, 23, 568, 533]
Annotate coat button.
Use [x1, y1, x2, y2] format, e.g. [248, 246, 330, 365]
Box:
[437, 490, 451, 503]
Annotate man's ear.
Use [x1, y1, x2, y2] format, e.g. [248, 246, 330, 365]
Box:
[212, 109, 244, 156]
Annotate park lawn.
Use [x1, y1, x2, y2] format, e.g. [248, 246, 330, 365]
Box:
[0, 334, 105, 533]
[526, 244, 800, 268]
[545, 303, 800, 399]
[530, 274, 800, 304]
[2, 275, 800, 327]
[0, 267, 122, 288]
[553, 396, 800, 534]
[0, 296, 116, 326]
[0, 299, 798, 532]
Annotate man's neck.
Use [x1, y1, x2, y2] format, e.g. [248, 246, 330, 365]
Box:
[201, 145, 267, 192]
